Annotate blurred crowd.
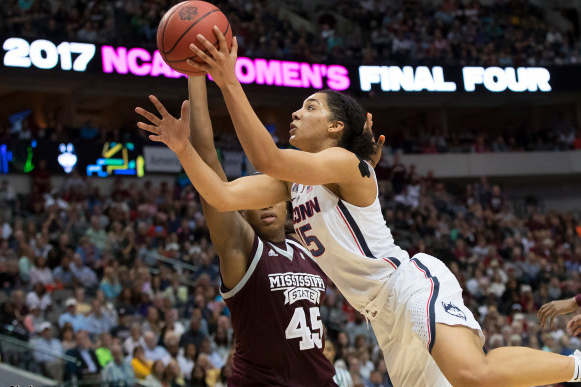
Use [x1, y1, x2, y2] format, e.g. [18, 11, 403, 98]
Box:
[1, 0, 581, 67]
[0, 151, 579, 386]
[3, 107, 581, 156]
[383, 113, 581, 154]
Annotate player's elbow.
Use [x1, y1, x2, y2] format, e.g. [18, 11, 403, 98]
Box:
[253, 156, 285, 178]
[248, 148, 280, 174]
[209, 194, 239, 212]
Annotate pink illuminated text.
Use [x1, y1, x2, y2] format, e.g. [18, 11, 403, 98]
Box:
[101, 45, 350, 90]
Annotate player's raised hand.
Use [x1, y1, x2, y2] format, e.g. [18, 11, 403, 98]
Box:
[136, 95, 191, 155]
[538, 297, 578, 328]
[568, 314, 581, 336]
[364, 113, 385, 168]
[187, 26, 239, 88]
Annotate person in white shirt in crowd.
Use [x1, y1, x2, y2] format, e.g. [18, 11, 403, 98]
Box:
[23, 301, 44, 334]
[124, 323, 146, 356]
[144, 359, 165, 387]
[58, 298, 90, 333]
[358, 348, 375, 380]
[70, 253, 98, 289]
[161, 332, 181, 367]
[103, 344, 136, 387]
[29, 256, 54, 286]
[31, 322, 64, 381]
[26, 282, 51, 311]
[324, 339, 353, 387]
[177, 342, 196, 380]
[143, 331, 169, 364]
[160, 308, 185, 341]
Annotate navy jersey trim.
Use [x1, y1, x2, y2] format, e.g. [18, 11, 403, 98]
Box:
[411, 257, 440, 354]
[221, 237, 264, 300]
[337, 200, 376, 258]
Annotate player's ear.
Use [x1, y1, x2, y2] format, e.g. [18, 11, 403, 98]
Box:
[328, 120, 345, 134]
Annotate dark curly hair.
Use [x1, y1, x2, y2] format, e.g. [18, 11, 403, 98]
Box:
[319, 90, 376, 161]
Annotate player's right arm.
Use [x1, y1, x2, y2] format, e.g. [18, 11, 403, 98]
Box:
[187, 76, 254, 289]
[135, 95, 290, 206]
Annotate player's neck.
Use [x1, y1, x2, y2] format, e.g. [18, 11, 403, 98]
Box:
[259, 229, 286, 243]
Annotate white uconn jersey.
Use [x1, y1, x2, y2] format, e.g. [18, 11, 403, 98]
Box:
[291, 166, 409, 311]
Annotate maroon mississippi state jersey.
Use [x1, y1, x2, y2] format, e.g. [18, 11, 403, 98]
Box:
[222, 235, 337, 387]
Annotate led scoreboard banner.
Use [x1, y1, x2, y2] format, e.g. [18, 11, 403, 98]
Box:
[1, 37, 350, 90]
[2, 36, 581, 94]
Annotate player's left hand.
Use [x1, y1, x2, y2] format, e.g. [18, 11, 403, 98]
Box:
[187, 26, 238, 88]
[538, 297, 578, 328]
[365, 113, 385, 168]
[568, 314, 581, 336]
[136, 95, 191, 155]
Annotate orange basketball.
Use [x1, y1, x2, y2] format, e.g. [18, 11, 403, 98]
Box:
[157, 0, 232, 76]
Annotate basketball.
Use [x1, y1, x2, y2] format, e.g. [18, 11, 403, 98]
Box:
[157, 0, 232, 76]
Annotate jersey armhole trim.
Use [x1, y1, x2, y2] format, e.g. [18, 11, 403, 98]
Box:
[286, 238, 314, 260]
[220, 238, 264, 300]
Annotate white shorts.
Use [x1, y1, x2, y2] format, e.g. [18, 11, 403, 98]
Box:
[365, 253, 485, 387]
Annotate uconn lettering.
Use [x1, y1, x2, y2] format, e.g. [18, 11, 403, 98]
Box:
[292, 197, 321, 224]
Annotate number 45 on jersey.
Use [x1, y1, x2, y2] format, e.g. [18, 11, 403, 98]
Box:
[285, 307, 323, 350]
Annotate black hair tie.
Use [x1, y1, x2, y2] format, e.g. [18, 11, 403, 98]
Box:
[356, 155, 371, 178]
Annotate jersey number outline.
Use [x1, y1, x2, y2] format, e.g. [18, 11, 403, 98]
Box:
[285, 307, 323, 350]
[298, 224, 325, 257]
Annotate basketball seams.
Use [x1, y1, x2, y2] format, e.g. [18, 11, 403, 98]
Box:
[157, 1, 232, 76]
[160, 5, 180, 57]
[165, 8, 220, 55]
[163, 21, 230, 63]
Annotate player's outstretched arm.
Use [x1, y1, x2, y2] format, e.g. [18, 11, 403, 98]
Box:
[538, 296, 580, 328]
[187, 28, 383, 189]
[136, 95, 289, 212]
[188, 76, 254, 289]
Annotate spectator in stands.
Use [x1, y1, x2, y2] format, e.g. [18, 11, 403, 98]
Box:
[100, 266, 121, 300]
[131, 345, 152, 381]
[23, 301, 43, 334]
[163, 332, 182, 366]
[162, 359, 185, 387]
[58, 297, 89, 333]
[177, 342, 196, 380]
[29, 256, 54, 286]
[143, 331, 169, 363]
[85, 215, 108, 251]
[70, 254, 98, 289]
[65, 329, 102, 383]
[145, 359, 165, 387]
[53, 254, 74, 288]
[160, 308, 185, 341]
[124, 322, 145, 356]
[472, 135, 490, 153]
[110, 309, 132, 342]
[103, 343, 136, 387]
[26, 282, 51, 311]
[198, 338, 224, 370]
[60, 325, 76, 352]
[73, 287, 92, 315]
[95, 332, 114, 367]
[189, 363, 209, 387]
[180, 312, 206, 350]
[87, 299, 115, 336]
[31, 322, 64, 381]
